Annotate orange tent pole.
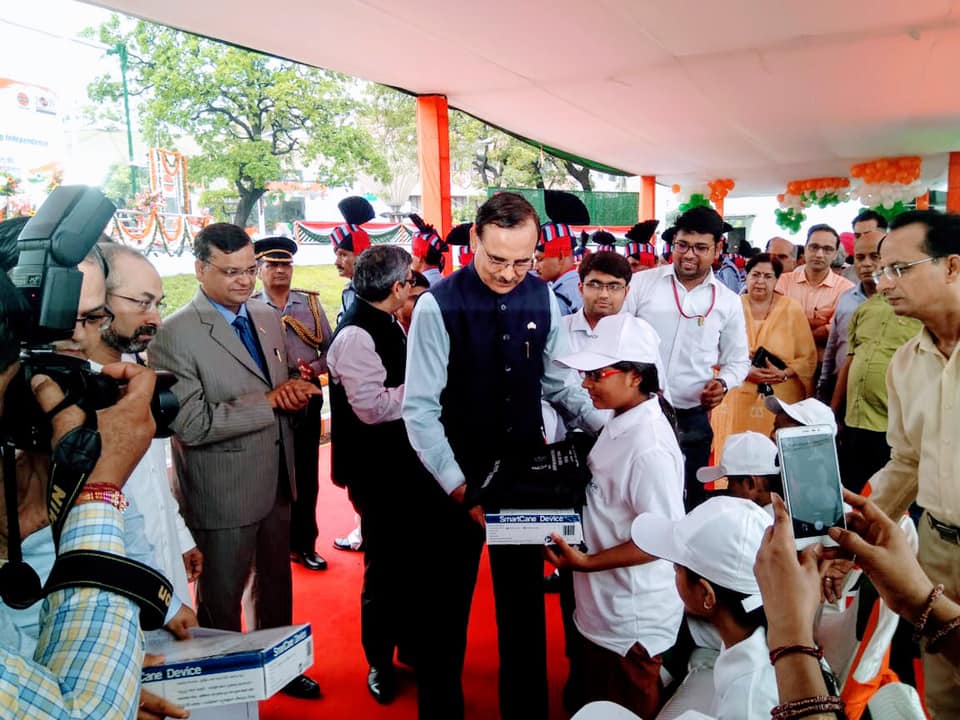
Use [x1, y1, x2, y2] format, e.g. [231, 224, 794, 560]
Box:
[416, 95, 453, 273]
[948, 152, 960, 213]
[639, 175, 656, 220]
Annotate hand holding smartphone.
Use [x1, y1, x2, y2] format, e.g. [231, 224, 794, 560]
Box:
[775, 425, 846, 549]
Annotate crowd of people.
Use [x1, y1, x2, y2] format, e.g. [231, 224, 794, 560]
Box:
[1, 191, 959, 720]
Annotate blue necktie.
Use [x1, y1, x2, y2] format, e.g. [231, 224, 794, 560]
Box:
[232, 314, 268, 378]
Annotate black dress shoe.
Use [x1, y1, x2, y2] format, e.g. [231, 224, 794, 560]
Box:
[291, 550, 328, 571]
[367, 665, 396, 704]
[543, 568, 562, 594]
[282, 674, 321, 699]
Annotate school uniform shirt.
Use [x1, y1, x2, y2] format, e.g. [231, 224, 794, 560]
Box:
[710, 626, 779, 720]
[551, 267, 583, 316]
[573, 397, 685, 657]
[621, 265, 749, 410]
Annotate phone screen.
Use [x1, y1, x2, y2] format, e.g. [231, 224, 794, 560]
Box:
[778, 430, 844, 539]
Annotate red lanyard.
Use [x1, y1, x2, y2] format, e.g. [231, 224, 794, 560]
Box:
[671, 277, 716, 327]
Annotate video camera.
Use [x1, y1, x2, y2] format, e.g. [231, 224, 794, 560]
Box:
[1, 186, 178, 452]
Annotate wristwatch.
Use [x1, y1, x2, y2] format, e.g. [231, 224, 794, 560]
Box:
[716, 378, 729, 395]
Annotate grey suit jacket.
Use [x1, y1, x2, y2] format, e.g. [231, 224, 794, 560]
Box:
[150, 289, 296, 530]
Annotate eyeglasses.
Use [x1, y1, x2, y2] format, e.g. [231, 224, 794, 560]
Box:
[583, 280, 627, 293]
[673, 240, 714, 256]
[806, 243, 837, 255]
[109, 292, 167, 314]
[581, 367, 624, 382]
[479, 242, 534, 272]
[76, 308, 115, 328]
[400, 275, 415, 287]
[205, 260, 258, 278]
[871, 257, 938, 284]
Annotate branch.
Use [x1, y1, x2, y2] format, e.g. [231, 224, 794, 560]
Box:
[203, 103, 255, 140]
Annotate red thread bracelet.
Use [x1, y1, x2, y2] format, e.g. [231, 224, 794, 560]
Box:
[769, 644, 824, 664]
[913, 584, 945, 642]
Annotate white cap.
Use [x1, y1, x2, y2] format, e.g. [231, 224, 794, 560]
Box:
[555, 314, 660, 370]
[631, 496, 773, 612]
[696, 432, 779, 484]
[765, 397, 837, 435]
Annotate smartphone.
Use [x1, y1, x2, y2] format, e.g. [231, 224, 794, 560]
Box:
[775, 425, 845, 549]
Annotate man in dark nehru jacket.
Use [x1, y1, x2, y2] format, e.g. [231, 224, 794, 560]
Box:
[404, 191, 605, 720]
[252, 236, 333, 571]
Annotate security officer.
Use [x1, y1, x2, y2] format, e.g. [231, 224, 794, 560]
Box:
[253, 236, 333, 571]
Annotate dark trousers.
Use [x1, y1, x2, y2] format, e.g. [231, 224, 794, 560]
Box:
[358, 503, 409, 668]
[580, 636, 663, 720]
[676, 407, 712, 511]
[290, 392, 323, 554]
[192, 492, 292, 631]
[840, 426, 890, 494]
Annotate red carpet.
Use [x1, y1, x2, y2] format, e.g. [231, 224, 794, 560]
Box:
[260, 444, 571, 719]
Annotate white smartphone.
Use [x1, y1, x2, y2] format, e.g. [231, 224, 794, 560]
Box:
[775, 425, 846, 549]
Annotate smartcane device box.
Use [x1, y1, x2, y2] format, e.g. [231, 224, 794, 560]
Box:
[141, 624, 313, 709]
[485, 508, 583, 545]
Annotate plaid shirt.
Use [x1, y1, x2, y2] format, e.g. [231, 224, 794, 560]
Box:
[0, 503, 142, 719]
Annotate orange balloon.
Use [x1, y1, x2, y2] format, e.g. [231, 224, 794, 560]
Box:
[671, 184, 681, 194]
[777, 193, 785, 202]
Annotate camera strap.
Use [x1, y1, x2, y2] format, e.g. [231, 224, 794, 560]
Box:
[41, 406, 173, 630]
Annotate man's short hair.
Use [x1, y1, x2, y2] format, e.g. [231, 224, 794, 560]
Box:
[97, 242, 152, 293]
[806, 223, 839, 247]
[578, 250, 632, 284]
[475, 192, 539, 239]
[194, 223, 251, 262]
[890, 209, 960, 258]
[354, 245, 412, 302]
[852, 209, 888, 230]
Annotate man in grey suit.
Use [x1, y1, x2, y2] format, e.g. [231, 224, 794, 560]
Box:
[150, 223, 321, 699]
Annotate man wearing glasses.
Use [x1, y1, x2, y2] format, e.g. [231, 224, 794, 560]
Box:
[622, 205, 750, 510]
[863, 209, 960, 718]
[404, 192, 604, 720]
[775, 223, 854, 361]
[150, 223, 322, 699]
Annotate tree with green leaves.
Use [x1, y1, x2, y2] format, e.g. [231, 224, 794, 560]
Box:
[86, 16, 388, 226]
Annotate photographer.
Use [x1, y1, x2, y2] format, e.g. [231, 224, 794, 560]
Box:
[0, 261, 157, 716]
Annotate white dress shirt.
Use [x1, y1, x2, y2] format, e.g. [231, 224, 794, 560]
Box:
[573, 398, 685, 657]
[327, 323, 405, 425]
[622, 265, 749, 410]
[709, 626, 779, 720]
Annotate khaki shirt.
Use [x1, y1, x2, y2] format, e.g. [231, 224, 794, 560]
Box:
[869, 328, 960, 525]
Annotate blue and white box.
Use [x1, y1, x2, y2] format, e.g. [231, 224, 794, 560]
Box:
[485, 508, 583, 545]
[142, 624, 313, 709]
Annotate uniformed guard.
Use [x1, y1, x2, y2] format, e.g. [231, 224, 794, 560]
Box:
[592, 229, 617, 254]
[253, 236, 334, 572]
[624, 219, 660, 273]
[445, 222, 473, 268]
[331, 196, 375, 323]
[409, 213, 448, 286]
[661, 225, 677, 263]
[535, 190, 590, 316]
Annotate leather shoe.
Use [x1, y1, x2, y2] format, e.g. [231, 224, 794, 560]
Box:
[543, 568, 562, 594]
[282, 674, 321, 699]
[291, 551, 328, 571]
[333, 537, 363, 552]
[367, 665, 396, 704]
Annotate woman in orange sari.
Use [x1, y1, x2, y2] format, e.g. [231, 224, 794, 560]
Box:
[711, 253, 817, 454]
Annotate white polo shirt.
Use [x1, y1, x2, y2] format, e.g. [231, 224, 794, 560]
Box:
[573, 397, 685, 657]
[621, 265, 749, 410]
[710, 626, 779, 720]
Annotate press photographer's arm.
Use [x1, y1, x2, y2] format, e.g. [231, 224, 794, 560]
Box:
[0, 360, 156, 719]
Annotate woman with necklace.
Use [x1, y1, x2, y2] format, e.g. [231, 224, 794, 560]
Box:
[710, 253, 816, 453]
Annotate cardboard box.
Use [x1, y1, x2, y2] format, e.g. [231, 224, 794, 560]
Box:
[141, 624, 313, 709]
[485, 509, 583, 546]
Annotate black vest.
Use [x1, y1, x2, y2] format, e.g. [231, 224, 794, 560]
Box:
[430, 264, 551, 488]
[329, 298, 409, 506]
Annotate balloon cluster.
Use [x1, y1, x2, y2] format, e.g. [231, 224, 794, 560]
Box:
[775, 177, 851, 233]
[670, 180, 734, 213]
[849, 157, 925, 223]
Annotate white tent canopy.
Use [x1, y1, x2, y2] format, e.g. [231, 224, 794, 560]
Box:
[85, 0, 960, 195]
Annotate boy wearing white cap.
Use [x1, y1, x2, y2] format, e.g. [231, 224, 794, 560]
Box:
[764, 396, 838, 437]
[632, 497, 779, 720]
[698, 431, 783, 511]
[546, 313, 685, 718]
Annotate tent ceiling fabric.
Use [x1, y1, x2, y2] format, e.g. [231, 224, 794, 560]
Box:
[86, 0, 960, 194]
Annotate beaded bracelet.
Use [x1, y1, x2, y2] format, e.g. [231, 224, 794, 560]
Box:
[926, 614, 960, 653]
[75, 486, 129, 512]
[771, 695, 846, 719]
[912, 584, 945, 642]
[769, 644, 824, 664]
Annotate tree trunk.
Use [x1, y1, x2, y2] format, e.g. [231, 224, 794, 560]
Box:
[564, 161, 593, 191]
[233, 187, 266, 227]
